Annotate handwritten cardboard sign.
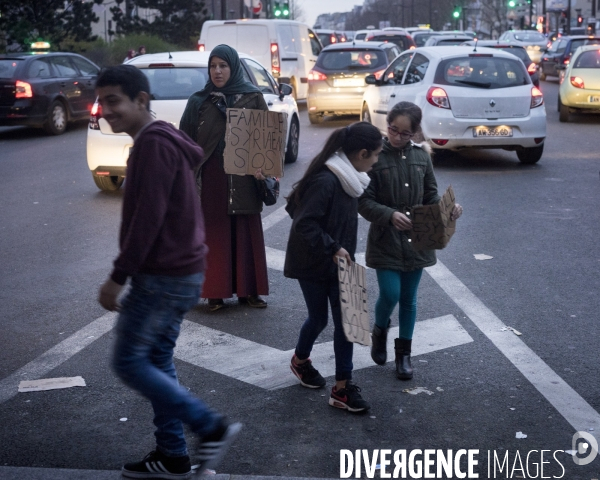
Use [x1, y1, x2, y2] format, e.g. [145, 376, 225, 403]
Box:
[223, 108, 287, 177]
[338, 258, 371, 346]
[409, 185, 456, 250]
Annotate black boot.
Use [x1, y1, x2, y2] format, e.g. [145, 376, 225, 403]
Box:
[394, 338, 413, 380]
[370, 323, 389, 365]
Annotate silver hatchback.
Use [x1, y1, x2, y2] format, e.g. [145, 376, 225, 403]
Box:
[307, 41, 401, 124]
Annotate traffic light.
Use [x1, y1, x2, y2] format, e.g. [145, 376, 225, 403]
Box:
[274, 2, 282, 17]
[452, 6, 460, 18]
[282, 1, 290, 18]
[508, 0, 516, 7]
[576, 9, 583, 26]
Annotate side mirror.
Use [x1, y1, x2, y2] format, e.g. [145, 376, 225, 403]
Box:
[278, 83, 293, 100]
[365, 74, 377, 85]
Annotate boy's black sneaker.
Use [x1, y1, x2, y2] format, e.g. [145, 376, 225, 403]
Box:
[122, 450, 191, 479]
[290, 355, 326, 389]
[329, 381, 370, 412]
[195, 420, 242, 476]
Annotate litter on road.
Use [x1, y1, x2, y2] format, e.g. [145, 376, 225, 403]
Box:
[18, 376, 86, 392]
[516, 431, 527, 439]
[474, 254, 493, 260]
[403, 387, 434, 396]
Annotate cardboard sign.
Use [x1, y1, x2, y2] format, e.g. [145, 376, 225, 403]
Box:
[409, 185, 456, 250]
[338, 258, 371, 346]
[223, 108, 287, 177]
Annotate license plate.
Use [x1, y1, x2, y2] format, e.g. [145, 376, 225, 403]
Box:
[473, 126, 513, 137]
[589, 96, 600, 103]
[333, 78, 364, 87]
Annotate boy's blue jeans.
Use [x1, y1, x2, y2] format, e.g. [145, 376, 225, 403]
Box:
[112, 272, 220, 457]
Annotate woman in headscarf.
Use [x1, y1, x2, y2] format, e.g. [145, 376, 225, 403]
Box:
[180, 44, 270, 312]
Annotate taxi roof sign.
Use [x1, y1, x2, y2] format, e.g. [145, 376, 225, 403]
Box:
[31, 41, 51, 51]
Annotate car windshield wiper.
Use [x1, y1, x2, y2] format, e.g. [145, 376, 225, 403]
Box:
[455, 79, 492, 88]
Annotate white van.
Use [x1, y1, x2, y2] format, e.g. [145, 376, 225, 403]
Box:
[198, 19, 323, 100]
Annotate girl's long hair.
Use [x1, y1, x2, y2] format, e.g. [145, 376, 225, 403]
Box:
[287, 121, 382, 207]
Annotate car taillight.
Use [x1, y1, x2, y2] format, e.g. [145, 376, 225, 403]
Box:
[570, 76, 584, 88]
[89, 102, 101, 130]
[308, 69, 327, 81]
[527, 62, 537, 74]
[373, 69, 386, 80]
[426, 87, 450, 109]
[271, 43, 280, 77]
[563, 58, 570, 65]
[330, 35, 337, 44]
[531, 86, 544, 107]
[198, 43, 205, 52]
[15, 80, 32, 99]
[432, 139, 449, 146]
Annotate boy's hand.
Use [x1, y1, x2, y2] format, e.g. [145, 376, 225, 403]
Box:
[98, 278, 123, 311]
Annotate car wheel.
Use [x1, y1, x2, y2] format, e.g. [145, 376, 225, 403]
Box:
[43, 100, 67, 135]
[517, 144, 543, 164]
[559, 97, 569, 122]
[92, 173, 125, 191]
[308, 113, 324, 124]
[361, 103, 371, 124]
[285, 115, 299, 164]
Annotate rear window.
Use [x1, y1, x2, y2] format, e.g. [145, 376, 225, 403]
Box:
[437, 38, 470, 46]
[434, 56, 529, 89]
[497, 47, 529, 62]
[143, 67, 209, 100]
[573, 51, 600, 68]
[513, 32, 545, 42]
[368, 35, 411, 51]
[354, 33, 367, 41]
[317, 49, 387, 70]
[0, 59, 22, 78]
[413, 33, 437, 47]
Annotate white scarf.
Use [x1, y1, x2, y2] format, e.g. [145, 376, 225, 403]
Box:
[325, 151, 371, 198]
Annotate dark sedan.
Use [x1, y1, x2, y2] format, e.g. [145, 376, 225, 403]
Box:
[0, 52, 100, 134]
[461, 41, 540, 86]
[540, 35, 600, 79]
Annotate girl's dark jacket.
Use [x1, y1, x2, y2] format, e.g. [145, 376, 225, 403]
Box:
[284, 169, 358, 281]
[358, 138, 440, 272]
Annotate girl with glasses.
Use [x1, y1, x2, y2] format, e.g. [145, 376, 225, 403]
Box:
[358, 102, 463, 380]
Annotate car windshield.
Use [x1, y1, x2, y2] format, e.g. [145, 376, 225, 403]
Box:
[573, 50, 600, 68]
[513, 32, 545, 42]
[0, 59, 21, 78]
[369, 35, 411, 50]
[413, 33, 438, 47]
[142, 67, 209, 100]
[318, 49, 387, 70]
[434, 56, 529, 89]
[496, 47, 529, 62]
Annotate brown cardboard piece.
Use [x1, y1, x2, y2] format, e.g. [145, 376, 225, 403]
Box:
[409, 185, 456, 250]
[338, 258, 371, 346]
[223, 108, 287, 177]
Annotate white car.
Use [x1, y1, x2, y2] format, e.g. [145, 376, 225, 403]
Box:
[87, 51, 300, 191]
[361, 46, 547, 164]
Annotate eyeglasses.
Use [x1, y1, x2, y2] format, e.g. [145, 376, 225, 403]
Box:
[387, 126, 414, 140]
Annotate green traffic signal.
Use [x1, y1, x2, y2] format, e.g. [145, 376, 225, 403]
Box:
[453, 10, 460, 18]
[274, 1, 282, 16]
[508, 0, 516, 7]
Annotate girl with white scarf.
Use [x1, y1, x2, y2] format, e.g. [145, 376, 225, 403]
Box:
[284, 122, 382, 413]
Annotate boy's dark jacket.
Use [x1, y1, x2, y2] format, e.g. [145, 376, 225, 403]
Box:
[110, 121, 207, 285]
[284, 169, 358, 281]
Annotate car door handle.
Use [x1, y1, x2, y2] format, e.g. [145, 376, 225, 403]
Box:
[60, 82, 67, 87]
[267, 101, 273, 106]
[390, 94, 396, 98]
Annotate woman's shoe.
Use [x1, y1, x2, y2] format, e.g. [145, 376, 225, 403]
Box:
[246, 295, 267, 308]
[370, 324, 389, 365]
[394, 338, 413, 380]
[208, 299, 225, 312]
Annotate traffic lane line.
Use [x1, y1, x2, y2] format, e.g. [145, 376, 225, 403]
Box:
[427, 260, 600, 444]
[0, 312, 116, 405]
[174, 315, 473, 391]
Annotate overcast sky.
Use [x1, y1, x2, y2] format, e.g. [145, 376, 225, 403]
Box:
[297, 0, 362, 27]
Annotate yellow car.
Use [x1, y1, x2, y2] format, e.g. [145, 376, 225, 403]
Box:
[558, 45, 600, 122]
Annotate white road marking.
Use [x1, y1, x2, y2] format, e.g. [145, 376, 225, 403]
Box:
[262, 205, 289, 231]
[174, 314, 472, 390]
[0, 312, 117, 404]
[427, 260, 600, 443]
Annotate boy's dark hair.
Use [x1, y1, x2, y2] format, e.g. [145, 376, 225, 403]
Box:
[96, 65, 151, 110]
[387, 101, 422, 133]
[287, 121, 382, 207]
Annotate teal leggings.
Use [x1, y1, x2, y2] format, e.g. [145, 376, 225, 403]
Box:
[375, 268, 424, 340]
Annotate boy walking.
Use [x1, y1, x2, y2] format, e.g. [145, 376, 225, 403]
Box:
[96, 65, 240, 479]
